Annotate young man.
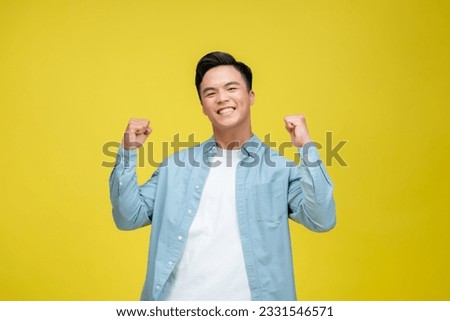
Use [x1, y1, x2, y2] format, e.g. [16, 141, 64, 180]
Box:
[109, 51, 336, 301]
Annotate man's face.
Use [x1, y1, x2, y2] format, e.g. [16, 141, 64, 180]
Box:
[199, 65, 255, 133]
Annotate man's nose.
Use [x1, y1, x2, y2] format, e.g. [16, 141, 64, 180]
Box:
[216, 90, 229, 104]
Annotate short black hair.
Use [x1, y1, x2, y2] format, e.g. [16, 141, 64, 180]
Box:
[195, 51, 253, 100]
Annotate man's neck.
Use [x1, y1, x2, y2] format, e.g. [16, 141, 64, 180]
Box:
[212, 128, 253, 150]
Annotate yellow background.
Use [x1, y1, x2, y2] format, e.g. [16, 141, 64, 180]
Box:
[1, 0, 449, 300]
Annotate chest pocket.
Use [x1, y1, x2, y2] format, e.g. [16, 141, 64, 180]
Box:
[251, 180, 287, 223]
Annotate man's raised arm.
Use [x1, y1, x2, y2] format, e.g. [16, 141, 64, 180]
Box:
[109, 118, 159, 230]
[284, 115, 336, 232]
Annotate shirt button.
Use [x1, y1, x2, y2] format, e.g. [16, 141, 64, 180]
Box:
[119, 181, 123, 186]
[188, 209, 192, 214]
[168, 261, 173, 266]
[177, 235, 183, 241]
[195, 185, 200, 189]
[155, 285, 161, 290]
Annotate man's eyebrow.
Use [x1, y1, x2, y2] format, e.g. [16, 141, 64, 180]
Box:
[202, 87, 215, 94]
[225, 81, 241, 87]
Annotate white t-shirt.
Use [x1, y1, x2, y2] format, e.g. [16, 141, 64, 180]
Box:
[163, 148, 251, 300]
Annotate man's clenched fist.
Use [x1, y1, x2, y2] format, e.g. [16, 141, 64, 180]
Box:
[122, 118, 152, 150]
[284, 115, 312, 147]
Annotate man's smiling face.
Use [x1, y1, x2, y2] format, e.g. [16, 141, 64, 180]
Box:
[199, 65, 255, 133]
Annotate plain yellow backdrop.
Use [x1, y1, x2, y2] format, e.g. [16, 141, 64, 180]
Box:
[1, 0, 449, 300]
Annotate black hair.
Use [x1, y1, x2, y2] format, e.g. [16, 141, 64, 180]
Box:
[195, 51, 253, 100]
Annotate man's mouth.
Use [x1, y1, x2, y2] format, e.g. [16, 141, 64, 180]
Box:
[217, 107, 236, 115]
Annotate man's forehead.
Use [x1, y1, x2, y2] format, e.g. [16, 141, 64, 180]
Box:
[201, 65, 244, 87]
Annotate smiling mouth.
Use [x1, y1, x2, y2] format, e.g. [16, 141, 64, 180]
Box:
[217, 107, 236, 115]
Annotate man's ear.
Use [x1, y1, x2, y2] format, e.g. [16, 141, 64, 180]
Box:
[201, 101, 207, 115]
[249, 90, 255, 105]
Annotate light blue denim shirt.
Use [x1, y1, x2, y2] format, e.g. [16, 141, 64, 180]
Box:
[109, 135, 336, 300]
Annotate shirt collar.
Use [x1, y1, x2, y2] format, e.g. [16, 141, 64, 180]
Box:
[203, 134, 263, 159]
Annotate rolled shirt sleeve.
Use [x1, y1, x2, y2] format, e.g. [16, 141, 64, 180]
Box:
[287, 143, 336, 232]
[109, 146, 159, 230]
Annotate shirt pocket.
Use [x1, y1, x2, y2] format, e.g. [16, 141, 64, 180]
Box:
[251, 180, 287, 223]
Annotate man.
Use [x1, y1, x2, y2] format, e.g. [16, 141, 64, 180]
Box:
[109, 51, 336, 301]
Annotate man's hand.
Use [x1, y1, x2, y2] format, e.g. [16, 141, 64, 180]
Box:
[121, 118, 152, 150]
[284, 115, 312, 147]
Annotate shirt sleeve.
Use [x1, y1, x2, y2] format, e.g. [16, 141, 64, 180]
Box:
[287, 143, 336, 232]
[109, 146, 160, 230]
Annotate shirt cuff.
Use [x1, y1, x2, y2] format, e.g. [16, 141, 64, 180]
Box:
[299, 142, 322, 167]
[114, 146, 138, 173]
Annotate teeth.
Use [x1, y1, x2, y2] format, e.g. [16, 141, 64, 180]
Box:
[218, 107, 235, 115]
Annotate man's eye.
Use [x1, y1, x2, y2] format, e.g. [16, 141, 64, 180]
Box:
[206, 92, 215, 97]
[228, 87, 237, 91]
